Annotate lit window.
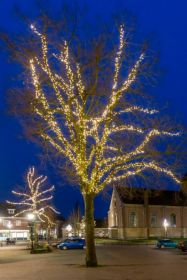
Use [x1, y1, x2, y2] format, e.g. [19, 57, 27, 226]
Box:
[170, 213, 176, 227]
[113, 213, 118, 227]
[16, 220, 21, 226]
[3, 220, 10, 226]
[8, 209, 15, 215]
[150, 214, 157, 227]
[129, 212, 137, 227]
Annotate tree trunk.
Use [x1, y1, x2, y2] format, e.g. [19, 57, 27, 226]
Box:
[84, 193, 98, 267]
[144, 189, 150, 239]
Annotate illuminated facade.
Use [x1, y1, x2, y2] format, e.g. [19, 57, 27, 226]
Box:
[108, 187, 187, 239]
[0, 203, 29, 241]
[0, 202, 64, 241]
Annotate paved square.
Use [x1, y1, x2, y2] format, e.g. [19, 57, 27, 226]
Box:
[0, 244, 187, 280]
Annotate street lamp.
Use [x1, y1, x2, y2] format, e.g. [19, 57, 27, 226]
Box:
[163, 219, 169, 237]
[27, 213, 35, 250]
[27, 213, 35, 221]
[66, 224, 72, 237]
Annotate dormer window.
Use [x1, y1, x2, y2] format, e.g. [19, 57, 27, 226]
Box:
[8, 209, 15, 215]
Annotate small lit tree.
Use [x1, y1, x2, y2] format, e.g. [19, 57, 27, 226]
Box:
[9, 24, 180, 266]
[7, 166, 59, 242]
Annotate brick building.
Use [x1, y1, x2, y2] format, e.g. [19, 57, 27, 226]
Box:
[0, 203, 29, 241]
[108, 187, 187, 239]
[0, 202, 65, 241]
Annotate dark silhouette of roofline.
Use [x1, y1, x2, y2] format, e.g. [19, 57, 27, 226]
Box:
[115, 186, 187, 206]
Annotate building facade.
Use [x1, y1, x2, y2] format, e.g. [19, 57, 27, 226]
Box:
[0, 203, 65, 241]
[0, 203, 29, 241]
[108, 187, 187, 239]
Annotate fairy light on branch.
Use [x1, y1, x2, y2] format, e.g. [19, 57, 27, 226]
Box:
[28, 24, 180, 197]
[99, 161, 180, 190]
[7, 167, 59, 225]
[113, 25, 125, 90]
[116, 106, 159, 115]
[108, 124, 144, 135]
[101, 52, 144, 121]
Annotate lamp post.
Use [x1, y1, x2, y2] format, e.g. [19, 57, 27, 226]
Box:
[6, 222, 13, 245]
[27, 213, 35, 251]
[7, 222, 12, 239]
[163, 219, 169, 237]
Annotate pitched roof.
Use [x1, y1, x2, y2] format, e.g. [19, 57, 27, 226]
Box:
[115, 186, 187, 206]
[0, 202, 17, 216]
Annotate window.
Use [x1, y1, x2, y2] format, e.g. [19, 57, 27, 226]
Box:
[129, 212, 137, 227]
[114, 213, 118, 227]
[3, 220, 10, 227]
[170, 213, 176, 227]
[7, 209, 15, 215]
[16, 220, 21, 226]
[150, 214, 157, 227]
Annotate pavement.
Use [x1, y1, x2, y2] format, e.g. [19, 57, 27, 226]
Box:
[0, 244, 187, 280]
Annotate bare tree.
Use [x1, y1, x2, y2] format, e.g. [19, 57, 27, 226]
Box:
[7, 166, 59, 225]
[10, 23, 180, 266]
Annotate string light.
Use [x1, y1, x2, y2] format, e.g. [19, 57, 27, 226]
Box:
[7, 167, 59, 225]
[28, 24, 180, 195]
[116, 106, 159, 115]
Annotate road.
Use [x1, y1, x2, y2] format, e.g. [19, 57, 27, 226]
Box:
[0, 244, 186, 280]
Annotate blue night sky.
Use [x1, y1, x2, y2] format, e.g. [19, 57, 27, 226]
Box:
[0, 0, 186, 219]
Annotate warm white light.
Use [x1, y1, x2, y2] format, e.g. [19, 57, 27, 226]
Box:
[7, 222, 12, 229]
[163, 219, 169, 229]
[26, 24, 180, 198]
[66, 224, 72, 232]
[7, 167, 59, 225]
[27, 213, 35, 221]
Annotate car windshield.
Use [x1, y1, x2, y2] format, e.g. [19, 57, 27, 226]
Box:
[64, 239, 70, 243]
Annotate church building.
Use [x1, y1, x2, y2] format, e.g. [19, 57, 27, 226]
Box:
[108, 186, 187, 239]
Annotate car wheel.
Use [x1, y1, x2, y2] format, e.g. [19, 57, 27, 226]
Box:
[63, 246, 68, 250]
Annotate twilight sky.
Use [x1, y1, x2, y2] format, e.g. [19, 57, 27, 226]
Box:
[0, 0, 186, 219]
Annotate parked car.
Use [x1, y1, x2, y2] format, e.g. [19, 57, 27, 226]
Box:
[156, 239, 177, 249]
[57, 238, 86, 250]
[51, 240, 63, 248]
[179, 240, 187, 252]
